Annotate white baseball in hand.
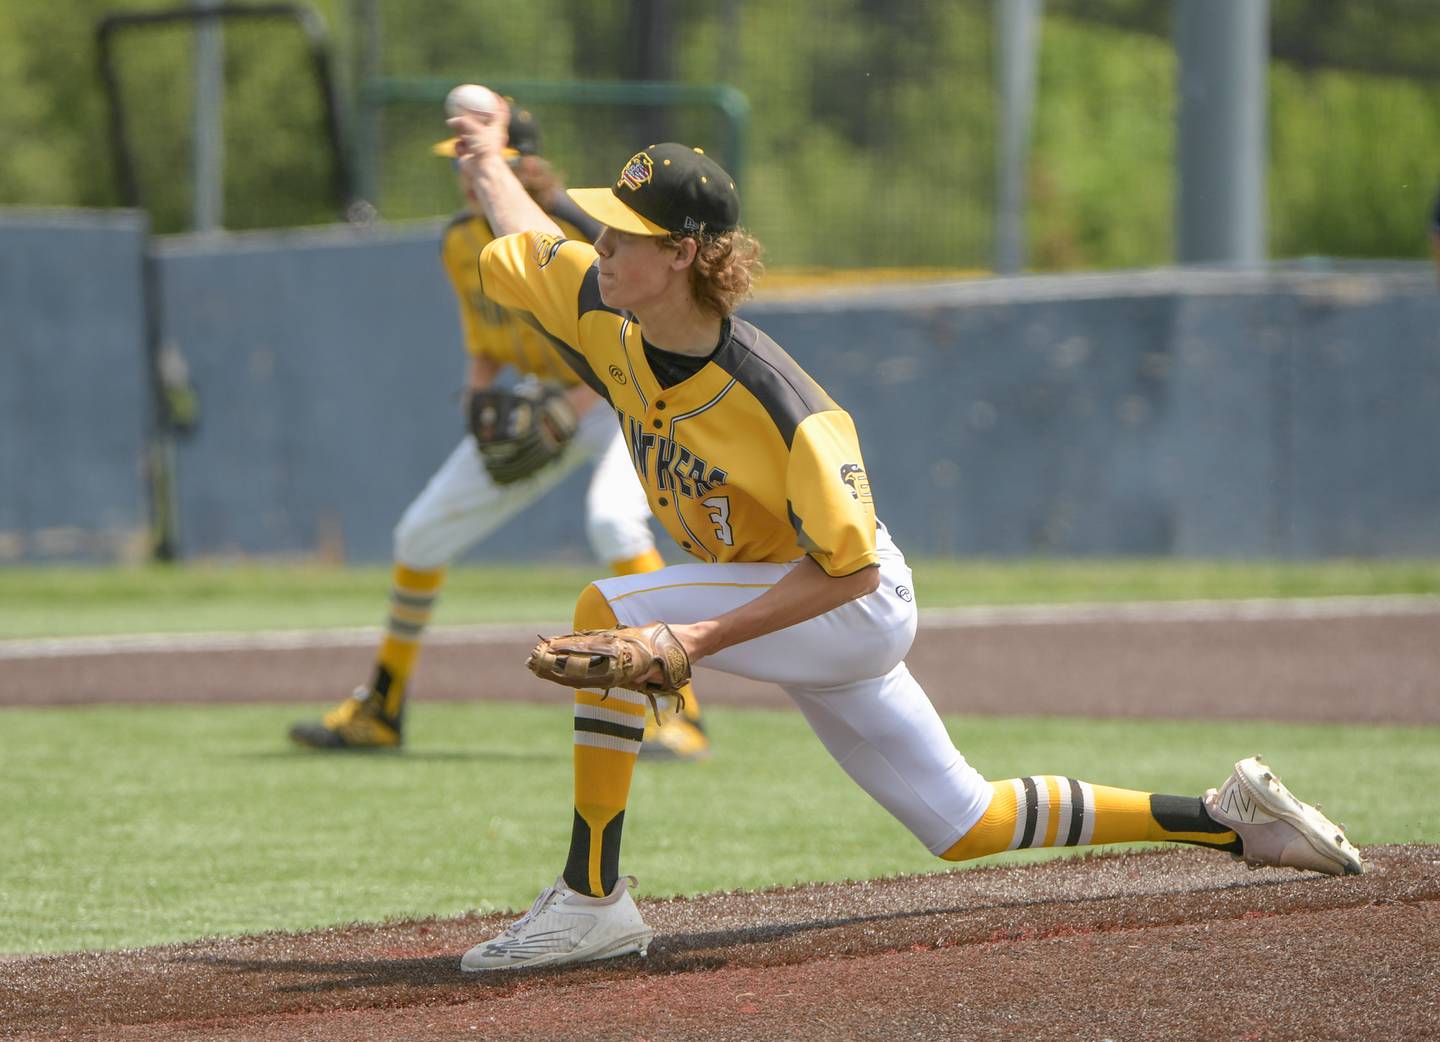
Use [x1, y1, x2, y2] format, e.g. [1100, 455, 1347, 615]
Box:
[445, 83, 500, 118]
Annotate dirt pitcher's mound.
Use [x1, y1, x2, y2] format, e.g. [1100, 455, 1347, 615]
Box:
[5, 845, 1437, 1042]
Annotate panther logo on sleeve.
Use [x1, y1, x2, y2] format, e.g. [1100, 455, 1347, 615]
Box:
[533, 233, 566, 269]
[840, 463, 873, 504]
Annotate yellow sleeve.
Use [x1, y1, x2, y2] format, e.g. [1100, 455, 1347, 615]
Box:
[786, 411, 880, 577]
[479, 231, 598, 355]
[443, 219, 592, 384]
[438, 215, 498, 359]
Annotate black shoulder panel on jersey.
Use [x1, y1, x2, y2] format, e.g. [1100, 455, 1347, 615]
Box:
[578, 264, 624, 321]
[548, 193, 604, 244]
[711, 318, 838, 447]
[511, 309, 611, 400]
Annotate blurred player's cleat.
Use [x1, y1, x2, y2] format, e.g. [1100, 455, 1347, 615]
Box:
[288, 687, 403, 750]
[1204, 756, 1364, 876]
[460, 874, 652, 972]
[639, 714, 711, 761]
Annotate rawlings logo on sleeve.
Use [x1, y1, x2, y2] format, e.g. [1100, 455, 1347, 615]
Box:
[533, 233, 566, 269]
[840, 463, 873, 504]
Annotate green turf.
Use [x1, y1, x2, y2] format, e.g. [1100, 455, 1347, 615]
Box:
[2, 559, 1438, 638]
[2, 702, 1433, 954]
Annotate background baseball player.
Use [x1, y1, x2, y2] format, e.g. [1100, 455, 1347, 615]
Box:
[445, 97, 1364, 972]
[288, 99, 711, 760]
[1430, 178, 1440, 287]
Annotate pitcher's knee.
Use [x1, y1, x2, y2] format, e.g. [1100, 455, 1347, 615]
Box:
[939, 781, 1014, 862]
[573, 582, 620, 630]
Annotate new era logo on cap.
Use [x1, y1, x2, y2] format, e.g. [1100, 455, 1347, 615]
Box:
[568, 143, 739, 238]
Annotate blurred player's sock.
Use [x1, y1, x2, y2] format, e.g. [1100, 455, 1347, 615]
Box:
[369, 563, 446, 719]
[610, 549, 713, 761]
[941, 777, 1241, 861]
[564, 583, 643, 897]
[289, 563, 444, 749]
[640, 683, 710, 760]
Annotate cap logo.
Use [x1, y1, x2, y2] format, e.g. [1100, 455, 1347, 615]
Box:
[682, 216, 705, 233]
[617, 152, 654, 191]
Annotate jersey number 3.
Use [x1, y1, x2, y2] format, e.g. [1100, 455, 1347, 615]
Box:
[703, 496, 734, 546]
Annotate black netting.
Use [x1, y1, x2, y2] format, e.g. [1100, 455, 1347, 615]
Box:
[102, 12, 342, 233]
[94, 0, 1440, 266]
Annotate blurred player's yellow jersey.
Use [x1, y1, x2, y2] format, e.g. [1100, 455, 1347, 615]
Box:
[440, 212, 592, 385]
[479, 231, 879, 576]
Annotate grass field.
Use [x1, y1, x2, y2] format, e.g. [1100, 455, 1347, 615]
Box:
[3, 558, 1439, 638]
[4, 701, 1435, 954]
[5, 559, 1437, 956]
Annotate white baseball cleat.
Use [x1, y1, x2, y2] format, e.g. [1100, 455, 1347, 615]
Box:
[460, 875, 653, 972]
[1204, 756, 1364, 877]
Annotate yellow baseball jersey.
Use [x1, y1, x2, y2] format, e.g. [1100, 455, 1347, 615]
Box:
[440, 211, 593, 385]
[478, 232, 879, 576]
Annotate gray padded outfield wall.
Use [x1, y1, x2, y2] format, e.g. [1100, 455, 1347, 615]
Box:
[0, 210, 150, 562]
[750, 269, 1440, 558]
[153, 237, 1439, 561]
[8, 210, 1438, 563]
[152, 223, 607, 563]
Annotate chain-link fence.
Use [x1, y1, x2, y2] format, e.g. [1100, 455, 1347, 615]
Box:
[87, 0, 1440, 269]
[353, 0, 1439, 270]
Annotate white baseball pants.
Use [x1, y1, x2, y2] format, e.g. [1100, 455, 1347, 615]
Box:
[394, 403, 655, 570]
[591, 526, 993, 854]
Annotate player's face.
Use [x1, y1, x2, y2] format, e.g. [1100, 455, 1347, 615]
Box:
[593, 226, 680, 312]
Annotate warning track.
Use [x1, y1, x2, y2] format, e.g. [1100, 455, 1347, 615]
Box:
[5, 596, 1437, 724]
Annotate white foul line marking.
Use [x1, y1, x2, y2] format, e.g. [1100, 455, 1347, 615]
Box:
[0, 595, 1436, 661]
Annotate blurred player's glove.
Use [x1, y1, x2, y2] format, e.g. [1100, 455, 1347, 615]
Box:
[527, 623, 692, 712]
[466, 382, 578, 484]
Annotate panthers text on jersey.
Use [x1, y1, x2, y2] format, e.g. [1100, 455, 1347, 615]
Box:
[479, 231, 879, 577]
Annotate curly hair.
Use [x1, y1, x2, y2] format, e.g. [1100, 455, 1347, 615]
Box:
[666, 228, 765, 319]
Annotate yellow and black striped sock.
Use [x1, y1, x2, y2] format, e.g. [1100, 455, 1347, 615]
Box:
[941, 777, 1241, 862]
[368, 564, 445, 722]
[608, 549, 705, 727]
[562, 583, 644, 897]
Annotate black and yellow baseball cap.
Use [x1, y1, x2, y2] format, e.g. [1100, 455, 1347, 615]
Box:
[567, 144, 739, 237]
[431, 103, 540, 159]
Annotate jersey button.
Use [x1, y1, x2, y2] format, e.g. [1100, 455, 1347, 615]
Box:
[656, 400, 666, 410]
[681, 541, 692, 549]
[652, 419, 662, 429]
[657, 497, 668, 507]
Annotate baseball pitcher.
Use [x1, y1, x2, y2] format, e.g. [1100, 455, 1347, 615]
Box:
[443, 99, 1364, 973]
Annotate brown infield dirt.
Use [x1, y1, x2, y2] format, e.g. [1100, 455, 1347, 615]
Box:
[3, 604, 1439, 1041]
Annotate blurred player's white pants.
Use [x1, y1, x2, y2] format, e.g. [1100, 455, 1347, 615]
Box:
[592, 525, 992, 854]
[394, 402, 654, 569]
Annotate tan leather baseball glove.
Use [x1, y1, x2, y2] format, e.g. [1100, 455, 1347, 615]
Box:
[526, 623, 692, 712]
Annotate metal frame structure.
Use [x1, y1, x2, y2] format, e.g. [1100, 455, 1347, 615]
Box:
[96, 3, 356, 221]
